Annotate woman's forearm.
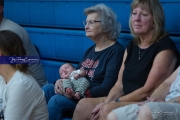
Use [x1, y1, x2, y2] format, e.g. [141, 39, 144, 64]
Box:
[105, 84, 124, 103]
[119, 87, 150, 102]
[150, 81, 170, 100]
[167, 96, 180, 103]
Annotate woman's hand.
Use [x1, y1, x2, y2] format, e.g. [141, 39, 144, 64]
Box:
[54, 79, 63, 94]
[90, 103, 105, 120]
[137, 97, 157, 106]
[137, 97, 163, 114]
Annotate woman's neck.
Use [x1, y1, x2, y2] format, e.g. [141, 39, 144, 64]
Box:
[94, 36, 115, 51]
[139, 32, 154, 49]
[0, 65, 17, 84]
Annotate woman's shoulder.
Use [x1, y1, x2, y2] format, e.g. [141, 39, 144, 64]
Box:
[154, 35, 177, 49]
[113, 41, 125, 49]
[84, 44, 96, 54]
[10, 71, 33, 83]
[149, 35, 179, 63]
[8, 71, 41, 91]
[125, 40, 136, 52]
[159, 35, 173, 43]
[107, 41, 125, 51]
[100, 42, 125, 56]
[87, 44, 96, 50]
[6, 71, 43, 100]
[126, 40, 135, 47]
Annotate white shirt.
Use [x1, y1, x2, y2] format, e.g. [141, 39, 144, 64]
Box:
[70, 69, 80, 80]
[0, 71, 48, 120]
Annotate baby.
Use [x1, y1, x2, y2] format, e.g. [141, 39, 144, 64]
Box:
[59, 63, 89, 99]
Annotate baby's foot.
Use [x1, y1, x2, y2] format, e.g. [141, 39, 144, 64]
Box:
[74, 92, 81, 99]
[66, 88, 75, 97]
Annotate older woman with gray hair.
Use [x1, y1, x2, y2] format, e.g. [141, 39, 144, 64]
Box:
[42, 3, 125, 120]
[72, 0, 179, 120]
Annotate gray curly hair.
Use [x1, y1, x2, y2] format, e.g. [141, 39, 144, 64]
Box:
[84, 3, 121, 40]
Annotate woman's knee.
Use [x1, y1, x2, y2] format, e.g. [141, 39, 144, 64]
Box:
[42, 84, 55, 103]
[99, 103, 115, 118]
[48, 95, 76, 109]
[138, 104, 153, 120]
[75, 97, 104, 112]
[75, 98, 88, 112]
[48, 95, 66, 106]
[107, 111, 118, 120]
[48, 95, 59, 108]
[48, 95, 67, 113]
[42, 84, 54, 92]
[73, 98, 100, 120]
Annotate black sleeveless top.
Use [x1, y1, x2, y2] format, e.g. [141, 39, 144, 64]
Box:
[122, 36, 179, 95]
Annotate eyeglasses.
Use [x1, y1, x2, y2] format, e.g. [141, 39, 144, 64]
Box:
[83, 20, 101, 27]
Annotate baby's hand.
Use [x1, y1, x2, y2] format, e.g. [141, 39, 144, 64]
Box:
[80, 67, 84, 71]
[73, 74, 80, 79]
[54, 79, 63, 94]
[74, 92, 81, 99]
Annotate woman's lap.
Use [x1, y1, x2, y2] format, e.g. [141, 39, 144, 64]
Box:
[73, 97, 106, 120]
[112, 102, 180, 120]
[42, 84, 78, 120]
[112, 104, 139, 120]
[42, 84, 56, 103]
[146, 102, 180, 120]
[48, 95, 78, 120]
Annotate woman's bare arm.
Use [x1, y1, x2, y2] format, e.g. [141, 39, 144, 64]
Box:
[118, 49, 177, 102]
[150, 66, 179, 101]
[167, 96, 180, 103]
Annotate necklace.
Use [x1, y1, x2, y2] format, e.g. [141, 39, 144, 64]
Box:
[138, 47, 146, 60]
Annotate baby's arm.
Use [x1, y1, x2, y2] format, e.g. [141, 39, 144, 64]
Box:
[73, 69, 87, 79]
[79, 69, 87, 77]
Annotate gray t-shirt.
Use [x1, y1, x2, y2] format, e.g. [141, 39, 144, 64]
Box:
[0, 17, 47, 87]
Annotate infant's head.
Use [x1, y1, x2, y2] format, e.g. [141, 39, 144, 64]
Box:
[59, 63, 75, 79]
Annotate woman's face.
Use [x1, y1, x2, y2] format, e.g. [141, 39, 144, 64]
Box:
[131, 6, 154, 36]
[84, 13, 102, 39]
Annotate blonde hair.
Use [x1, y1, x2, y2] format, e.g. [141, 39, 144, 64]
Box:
[129, 0, 167, 44]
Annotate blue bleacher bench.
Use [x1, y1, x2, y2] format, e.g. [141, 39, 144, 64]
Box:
[4, 0, 180, 34]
